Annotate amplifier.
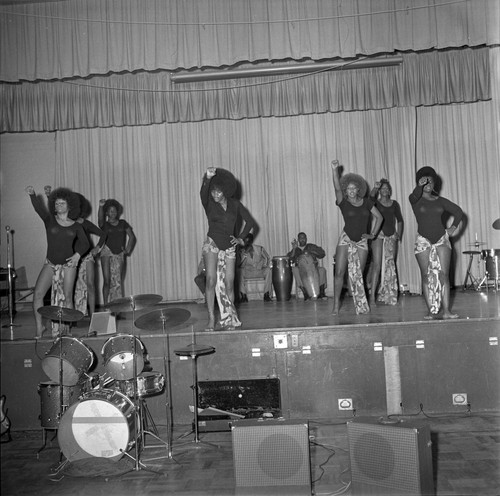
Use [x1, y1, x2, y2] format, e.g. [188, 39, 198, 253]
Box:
[347, 417, 434, 496]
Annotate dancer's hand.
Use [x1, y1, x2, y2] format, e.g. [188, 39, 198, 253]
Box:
[25, 185, 35, 195]
[206, 167, 217, 179]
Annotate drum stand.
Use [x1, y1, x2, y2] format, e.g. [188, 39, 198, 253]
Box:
[174, 332, 220, 451]
[139, 314, 176, 463]
[116, 296, 163, 473]
[462, 251, 481, 291]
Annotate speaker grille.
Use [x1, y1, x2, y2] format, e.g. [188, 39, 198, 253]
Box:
[232, 420, 311, 491]
[348, 419, 433, 495]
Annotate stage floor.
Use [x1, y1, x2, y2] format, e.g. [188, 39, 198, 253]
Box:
[2, 288, 500, 341]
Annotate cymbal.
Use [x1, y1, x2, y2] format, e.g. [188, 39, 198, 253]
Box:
[493, 218, 500, 230]
[467, 242, 486, 246]
[463, 250, 481, 255]
[105, 294, 163, 312]
[134, 307, 191, 331]
[174, 343, 215, 357]
[38, 306, 84, 322]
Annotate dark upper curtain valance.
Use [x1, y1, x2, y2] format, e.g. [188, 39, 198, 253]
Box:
[0, 47, 490, 133]
[1, 0, 498, 83]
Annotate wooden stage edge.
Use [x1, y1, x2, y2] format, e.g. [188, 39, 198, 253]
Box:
[1, 289, 500, 430]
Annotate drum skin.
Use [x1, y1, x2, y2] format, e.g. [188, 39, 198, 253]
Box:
[58, 389, 136, 462]
[272, 256, 293, 301]
[297, 253, 320, 299]
[101, 334, 145, 381]
[482, 249, 500, 279]
[42, 337, 94, 386]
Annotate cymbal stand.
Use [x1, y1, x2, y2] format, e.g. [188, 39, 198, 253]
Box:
[140, 313, 175, 463]
[118, 296, 161, 473]
[2, 226, 20, 339]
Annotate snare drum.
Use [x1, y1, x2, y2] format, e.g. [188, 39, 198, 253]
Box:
[38, 381, 84, 429]
[58, 389, 136, 461]
[101, 334, 145, 381]
[42, 337, 94, 386]
[114, 371, 165, 398]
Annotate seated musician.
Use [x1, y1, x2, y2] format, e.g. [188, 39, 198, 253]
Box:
[237, 233, 273, 302]
[287, 232, 327, 299]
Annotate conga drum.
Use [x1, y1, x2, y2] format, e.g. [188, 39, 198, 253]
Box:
[272, 256, 293, 301]
[297, 253, 320, 299]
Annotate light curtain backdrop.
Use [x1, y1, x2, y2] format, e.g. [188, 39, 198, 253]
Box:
[55, 85, 500, 300]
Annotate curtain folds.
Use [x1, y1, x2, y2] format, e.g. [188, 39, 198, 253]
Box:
[1, 0, 498, 83]
[53, 84, 500, 300]
[0, 47, 491, 133]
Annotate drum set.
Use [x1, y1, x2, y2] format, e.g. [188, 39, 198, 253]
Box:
[36, 294, 191, 471]
[463, 220, 500, 292]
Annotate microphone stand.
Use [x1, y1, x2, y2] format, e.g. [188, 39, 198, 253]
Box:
[2, 226, 19, 339]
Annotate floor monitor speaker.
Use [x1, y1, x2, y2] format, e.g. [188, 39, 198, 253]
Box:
[347, 417, 434, 496]
[231, 418, 311, 495]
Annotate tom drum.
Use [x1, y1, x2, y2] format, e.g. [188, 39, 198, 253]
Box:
[101, 334, 145, 381]
[42, 336, 94, 386]
[38, 381, 84, 429]
[482, 249, 500, 279]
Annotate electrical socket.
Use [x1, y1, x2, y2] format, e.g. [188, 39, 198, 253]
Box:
[452, 393, 467, 405]
[291, 335, 298, 347]
[338, 398, 353, 410]
[273, 334, 288, 349]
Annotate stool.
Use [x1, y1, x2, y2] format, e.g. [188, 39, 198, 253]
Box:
[174, 343, 215, 444]
[462, 251, 481, 290]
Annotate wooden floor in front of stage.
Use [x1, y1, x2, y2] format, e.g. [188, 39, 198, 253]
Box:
[1, 412, 499, 496]
[2, 288, 500, 341]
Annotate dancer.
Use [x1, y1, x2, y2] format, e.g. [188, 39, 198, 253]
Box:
[330, 161, 383, 315]
[98, 199, 136, 304]
[369, 179, 404, 305]
[200, 167, 256, 331]
[25, 186, 89, 338]
[409, 166, 463, 319]
[73, 194, 106, 317]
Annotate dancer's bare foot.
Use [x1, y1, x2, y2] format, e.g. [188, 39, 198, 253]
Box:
[423, 313, 435, 320]
[204, 314, 215, 332]
[331, 307, 340, 316]
[443, 312, 459, 319]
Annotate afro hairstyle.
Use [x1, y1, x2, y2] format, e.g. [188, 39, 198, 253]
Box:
[340, 173, 368, 198]
[48, 188, 80, 219]
[103, 199, 123, 218]
[72, 193, 92, 220]
[378, 178, 392, 196]
[416, 166, 437, 183]
[209, 168, 237, 199]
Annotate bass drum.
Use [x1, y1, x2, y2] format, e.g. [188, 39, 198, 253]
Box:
[38, 381, 84, 429]
[58, 389, 136, 462]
